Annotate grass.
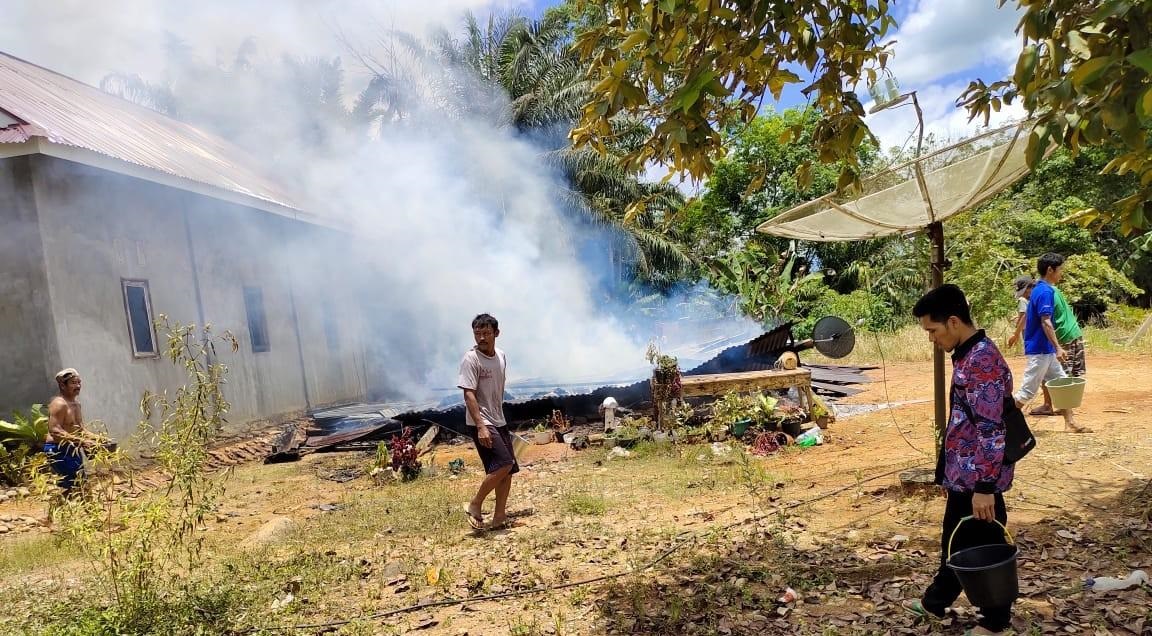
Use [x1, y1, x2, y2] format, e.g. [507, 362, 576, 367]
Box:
[302, 475, 465, 544]
[0, 435, 846, 635]
[563, 492, 608, 516]
[0, 533, 79, 575]
[814, 312, 1152, 367]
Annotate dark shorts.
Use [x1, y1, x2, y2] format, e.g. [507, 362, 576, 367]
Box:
[468, 425, 520, 476]
[44, 442, 84, 491]
[1062, 337, 1086, 377]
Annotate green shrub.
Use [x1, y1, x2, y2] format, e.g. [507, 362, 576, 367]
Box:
[1103, 303, 1150, 330]
[1062, 252, 1143, 316]
[792, 289, 898, 336]
[0, 404, 48, 448]
[0, 404, 51, 488]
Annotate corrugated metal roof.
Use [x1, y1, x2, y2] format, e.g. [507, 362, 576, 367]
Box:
[0, 51, 306, 218]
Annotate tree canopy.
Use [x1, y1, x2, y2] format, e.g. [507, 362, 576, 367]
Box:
[960, 0, 1152, 235]
[573, 0, 1152, 236]
[570, 0, 895, 189]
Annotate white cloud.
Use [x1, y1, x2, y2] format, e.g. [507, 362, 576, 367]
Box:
[884, 0, 1023, 87]
[859, 0, 1029, 157]
[864, 81, 1027, 156]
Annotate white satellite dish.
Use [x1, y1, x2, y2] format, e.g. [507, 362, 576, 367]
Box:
[758, 118, 1046, 444]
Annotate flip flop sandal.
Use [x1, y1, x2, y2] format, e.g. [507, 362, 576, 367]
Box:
[487, 519, 519, 531]
[901, 600, 945, 620]
[1029, 407, 1057, 416]
[463, 505, 485, 531]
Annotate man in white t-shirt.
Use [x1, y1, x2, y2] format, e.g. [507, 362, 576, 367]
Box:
[1006, 275, 1034, 350]
[459, 313, 517, 531]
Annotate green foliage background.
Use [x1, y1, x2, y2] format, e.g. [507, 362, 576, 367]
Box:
[674, 109, 1147, 336]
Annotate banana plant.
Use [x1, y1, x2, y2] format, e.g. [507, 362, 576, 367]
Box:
[0, 404, 49, 449]
[708, 239, 825, 323]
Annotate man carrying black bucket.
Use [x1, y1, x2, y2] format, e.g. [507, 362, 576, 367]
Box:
[906, 285, 1014, 635]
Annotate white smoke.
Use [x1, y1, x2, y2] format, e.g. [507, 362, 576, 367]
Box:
[3, 0, 760, 399]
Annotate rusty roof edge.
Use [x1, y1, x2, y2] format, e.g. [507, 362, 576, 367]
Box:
[0, 51, 337, 229]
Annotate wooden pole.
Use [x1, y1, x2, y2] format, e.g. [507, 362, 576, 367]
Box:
[928, 221, 947, 456]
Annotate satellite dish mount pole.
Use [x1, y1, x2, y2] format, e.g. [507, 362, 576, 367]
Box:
[906, 91, 949, 458]
[928, 221, 948, 450]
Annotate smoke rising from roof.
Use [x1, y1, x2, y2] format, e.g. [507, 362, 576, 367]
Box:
[3, 0, 759, 400]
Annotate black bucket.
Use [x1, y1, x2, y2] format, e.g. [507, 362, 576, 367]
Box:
[946, 516, 1019, 608]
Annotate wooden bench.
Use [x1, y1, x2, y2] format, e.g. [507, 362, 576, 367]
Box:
[678, 368, 820, 419]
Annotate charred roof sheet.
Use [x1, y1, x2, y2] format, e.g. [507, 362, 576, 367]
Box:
[392, 324, 871, 429]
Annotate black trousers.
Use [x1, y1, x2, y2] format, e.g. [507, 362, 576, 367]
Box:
[922, 490, 1012, 632]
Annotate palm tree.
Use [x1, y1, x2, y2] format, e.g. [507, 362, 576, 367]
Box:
[346, 11, 694, 282]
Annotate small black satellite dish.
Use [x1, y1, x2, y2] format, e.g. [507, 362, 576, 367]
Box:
[812, 316, 855, 359]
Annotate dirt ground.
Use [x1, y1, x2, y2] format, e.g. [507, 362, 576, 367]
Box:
[2, 351, 1150, 635]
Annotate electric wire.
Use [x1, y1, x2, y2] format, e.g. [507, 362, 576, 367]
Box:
[871, 330, 932, 457]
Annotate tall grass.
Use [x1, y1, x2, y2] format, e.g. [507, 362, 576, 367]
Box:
[815, 312, 1152, 367]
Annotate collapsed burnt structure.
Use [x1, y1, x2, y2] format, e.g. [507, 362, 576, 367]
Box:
[271, 322, 874, 459]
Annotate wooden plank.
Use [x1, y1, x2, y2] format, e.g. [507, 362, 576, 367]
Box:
[810, 370, 874, 384]
[679, 369, 811, 397]
[811, 381, 865, 396]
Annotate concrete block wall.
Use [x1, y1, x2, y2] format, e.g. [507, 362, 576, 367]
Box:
[0, 156, 60, 415]
[4, 156, 369, 441]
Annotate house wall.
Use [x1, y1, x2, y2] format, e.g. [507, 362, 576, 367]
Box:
[24, 156, 367, 440]
[0, 156, 61, 415]
[181, 195, 369, 423]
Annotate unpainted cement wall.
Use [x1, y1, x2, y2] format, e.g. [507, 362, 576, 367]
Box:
[24, 156, 367, 440]
[0, 156, 60, 415]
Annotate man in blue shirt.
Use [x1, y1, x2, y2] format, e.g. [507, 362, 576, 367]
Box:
[1013, 253, 1088, 433]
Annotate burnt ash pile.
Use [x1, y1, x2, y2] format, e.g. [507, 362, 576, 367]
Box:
[272, 324, 876, 457]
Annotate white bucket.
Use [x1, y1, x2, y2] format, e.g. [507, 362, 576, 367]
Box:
[1045, 377, 1086, 410]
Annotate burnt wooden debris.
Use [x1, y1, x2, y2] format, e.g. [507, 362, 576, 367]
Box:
[268, 323, 876, 459]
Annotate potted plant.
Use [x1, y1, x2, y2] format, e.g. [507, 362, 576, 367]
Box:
[388, 427, 422, 481]
[613, 424, 641, 448]
[708, 392, 758, 440]
[531, 422, 553, 445]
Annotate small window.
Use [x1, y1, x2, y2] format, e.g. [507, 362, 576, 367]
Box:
[323, 305, 339, 352]
[243, 286, 270, 352]
[122, 279, 158, 357]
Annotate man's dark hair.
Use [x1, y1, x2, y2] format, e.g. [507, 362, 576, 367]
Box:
[471, 313, 499, 331]
[1037, 252, 1065, 277]
[912, 284, 973, 326]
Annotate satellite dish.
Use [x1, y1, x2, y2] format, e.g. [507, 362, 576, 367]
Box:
[812, 316, 855, 359]
[754, 121, 1038, 242]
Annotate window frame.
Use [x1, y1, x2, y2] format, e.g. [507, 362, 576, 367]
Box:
[121, 278, 159, 358]
[243, 285, 271, 353]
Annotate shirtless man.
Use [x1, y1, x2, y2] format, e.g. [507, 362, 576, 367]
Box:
[44, 368, 101, 493]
